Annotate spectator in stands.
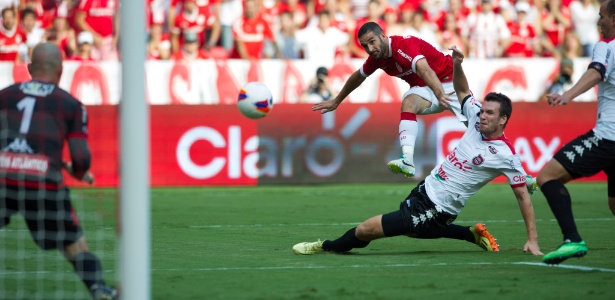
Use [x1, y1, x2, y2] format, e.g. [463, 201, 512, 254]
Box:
[231, 0, 280, 59]
[218, 0, 243, 51]
[171, 31, 210, 61]
[504, 1, 539, 57]
[541, 57, 574, 101]
[398, 1, 416, 31]
[20, 7, 45, 59]
[350, 0, 385, 20]
[296, 10, 348, 66]
[569, 0, 599, 56]
[403, 8, 439, 47]
[43, 7, 76, 59]
[170, 0, 220, 54]
[280, 0, 308, 28]
[148, 0, 167, 31]
[439, 13, 464, 55]
[264, 10, 300, 59]
[383, 6, 404, 36]
[461, 0, 510, 58]
[0, 7, 27, 62]
[168, 0, 218, 31]
[75, 0, 119, 61]
[148, 23, 171, 60]
[300, 66, 337, 103]
[560, 31, 583, 59]
[69, 30, 96, 61]
[349, 0, 385, 58]
[306, 0, 353, 33]
[537, 0, 571, 57]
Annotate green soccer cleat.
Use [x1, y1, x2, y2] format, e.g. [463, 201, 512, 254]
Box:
[470, 223, 499, 252]
[543, 240, 588, 265]
[526, 175, 538, 195]
[387, 155, 416, 177]
[292, 240, 324, 255]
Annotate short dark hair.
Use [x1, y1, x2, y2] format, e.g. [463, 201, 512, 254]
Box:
[607, 0, 615, 15]
[20, 8, 36, 21]
[484, 92, 512, 128]
[357, 22, 384, 39]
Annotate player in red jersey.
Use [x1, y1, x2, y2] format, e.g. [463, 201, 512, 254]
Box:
[312, 22, 466, 178]
[0, 43, 116, 299]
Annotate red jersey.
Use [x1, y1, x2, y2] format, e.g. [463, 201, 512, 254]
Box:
[172, 8, 215, 47]
[231, 15, 274, 59]
[147, 0, 166, 26]
[505, 21, 535, 58]
[360, 35, 453, 87]
[77, 0, 117, 37]
[0, 26, 27, 62]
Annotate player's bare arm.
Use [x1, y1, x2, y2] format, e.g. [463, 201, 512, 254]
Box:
[312, 70, 365, 114]
[512, 185, 543, 255]
[547, 67, 601, 107]
[450, 45, 471, 101]
[415, 58, 452, 108]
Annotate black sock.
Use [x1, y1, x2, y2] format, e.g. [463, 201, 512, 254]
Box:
[70, 252, 104, 290]
[416, 225, 475, 243]
[541, 180, 582, 242]
[322, 227, 370, 252]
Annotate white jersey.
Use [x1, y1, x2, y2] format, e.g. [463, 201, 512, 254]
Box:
[424, 95, 528, 215]
[590, 38, 615, 141]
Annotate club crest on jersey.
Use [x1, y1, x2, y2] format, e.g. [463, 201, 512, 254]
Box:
[488, 146, 497, 154]
[472, 154, 484, 166]
[474, 122, 480, 132]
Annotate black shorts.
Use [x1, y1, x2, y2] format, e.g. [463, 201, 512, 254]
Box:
[0, 185, 83, 250]
[382, 180, 457, 236]
[553, 130, 615, 197]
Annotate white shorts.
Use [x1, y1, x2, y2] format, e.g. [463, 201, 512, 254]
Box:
[401, 81, 467, 123]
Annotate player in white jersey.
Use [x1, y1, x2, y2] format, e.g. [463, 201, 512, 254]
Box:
[537, 0, 615, 265]
[292, 46, 542, 256]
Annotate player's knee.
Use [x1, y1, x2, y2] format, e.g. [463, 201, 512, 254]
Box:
[401, 94, 429, 114]
[356, 222, 380, 240]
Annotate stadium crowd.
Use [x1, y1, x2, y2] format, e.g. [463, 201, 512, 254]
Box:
[0, 0, 601, 63]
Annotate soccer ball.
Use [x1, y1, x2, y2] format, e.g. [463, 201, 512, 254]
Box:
[237, 82, 274, 119]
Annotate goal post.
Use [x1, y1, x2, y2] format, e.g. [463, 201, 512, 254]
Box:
[119, 0, 150, 299]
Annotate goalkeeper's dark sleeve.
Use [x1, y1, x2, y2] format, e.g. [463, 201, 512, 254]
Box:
[68, 138, 91, 179]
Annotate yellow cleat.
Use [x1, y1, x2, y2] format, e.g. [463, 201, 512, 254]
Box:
[470, 223, 499, 252]
[292, 240, 324, 255]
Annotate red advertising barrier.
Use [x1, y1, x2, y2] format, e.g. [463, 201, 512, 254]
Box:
[65, 102, 605, 187]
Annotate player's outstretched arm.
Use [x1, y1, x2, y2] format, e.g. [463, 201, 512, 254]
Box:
[415, 58, 451, 108]
[512, 185, 543, 255]
[546, 67, 602, 107]
[450, 46, 471, 101]
[312, 70, 365, 114]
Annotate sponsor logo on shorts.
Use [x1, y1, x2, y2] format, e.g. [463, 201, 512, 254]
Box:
[0, 152, 49, 175]
[513, 175, 526, 183]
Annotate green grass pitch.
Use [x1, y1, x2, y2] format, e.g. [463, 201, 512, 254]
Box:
[1, 182, 614, 299]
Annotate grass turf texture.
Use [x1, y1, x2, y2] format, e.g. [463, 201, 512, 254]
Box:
[1, 183, 614, 299]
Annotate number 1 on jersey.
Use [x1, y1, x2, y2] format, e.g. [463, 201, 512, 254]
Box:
[17, 97, 36, 135]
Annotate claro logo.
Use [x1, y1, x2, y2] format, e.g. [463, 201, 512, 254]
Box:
[176, 126, 259, 179]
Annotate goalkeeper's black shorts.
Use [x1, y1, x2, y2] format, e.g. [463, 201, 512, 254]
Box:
[1, 185, 83, 250]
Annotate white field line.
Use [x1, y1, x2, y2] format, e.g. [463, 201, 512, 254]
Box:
[2, 261, 613, 275]
[188, 218, 614, 229]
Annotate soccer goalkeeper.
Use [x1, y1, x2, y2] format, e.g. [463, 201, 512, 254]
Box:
[0, 43, 116, 300]
[292, 45, 542, 256]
